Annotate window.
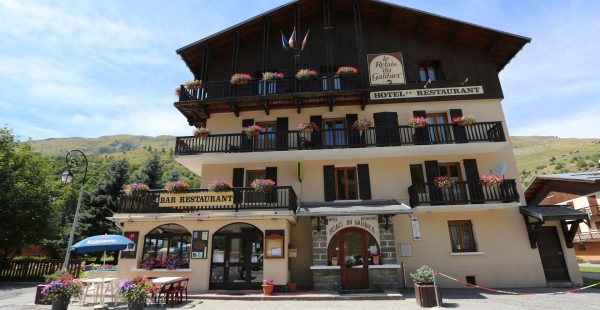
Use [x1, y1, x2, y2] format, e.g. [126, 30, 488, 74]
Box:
[448, 220, 477, 252]
[426, 112, 450, 142]
[245, 169, 266, 187]
[142, 224, 191, 268]
[418, 61, 440, 82]
[254, 122, 276, 150]
[335, 167, 358, 200]
[323, 118, 346, 147]
[438, 162, 465, 202]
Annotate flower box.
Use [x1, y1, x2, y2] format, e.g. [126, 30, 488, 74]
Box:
[297, 122, 319, 133]
[123, 183, 150, 196]
[242, 125, 262, 136]
[184, 79, 203, 89]
[251, 178, 276, 193]
[451, 115, 476, 126]
[209, 180, 233, 192]
[336, 66, 358, 77]
[480, 174, 504, 187]
[231, 73, 252, 86]
[409, 117, 430, 128]
[193, 127, 210, 137]
[262, 71, 284, 82]
[433, 176, 452, 189]
[295, 69, 318, 81]
[352, 118, 372, 131]
[164, 181, 190, 193]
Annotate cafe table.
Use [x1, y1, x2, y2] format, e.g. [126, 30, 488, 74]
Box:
[80, 277, 119, 306]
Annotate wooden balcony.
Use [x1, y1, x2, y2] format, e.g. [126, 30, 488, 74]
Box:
[117, 187, 297, 214]
[575, 230, 600, 243]
[175, 122, 505, 155]
[408, 179, 520, 207]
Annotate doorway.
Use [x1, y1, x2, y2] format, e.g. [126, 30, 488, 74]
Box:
[210, 223, 264, 290]
[537, 226, 570, 282]
[328, 228, 380, 289]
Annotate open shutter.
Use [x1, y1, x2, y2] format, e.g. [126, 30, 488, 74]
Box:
[345, 114, 360, 147]
[441, 57, 456, 81]
[276, 117, 288, 150]
[405, 58, 420, 82]
[463, 159, 484, 204]
[233, 168, 245, 203]
[323, 165, 336, 201]
[266, 166, 278, 203]
[374, 112, 400, 146]
[357, 164, 372, 200]
[424, 160, 442, 204]
[241, 119, 254, 151]
[449, 109, 467, 143]
[413, 110, 430, 144]
[310, 115, 323, 147]
[409, 164, 425, 207]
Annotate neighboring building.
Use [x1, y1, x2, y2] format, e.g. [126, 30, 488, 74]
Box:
[110, 0, 585, 292]
[525, 172, 599, 261]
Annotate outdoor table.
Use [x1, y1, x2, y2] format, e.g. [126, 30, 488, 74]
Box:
[151, 276, 184, 286]
[80, 277, 119, 305]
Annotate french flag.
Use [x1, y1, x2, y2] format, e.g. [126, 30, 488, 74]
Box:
[288, 28, 297, 49]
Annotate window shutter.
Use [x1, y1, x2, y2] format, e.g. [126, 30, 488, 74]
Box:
[310, 115, 323, 147]
[374, 112, 400, 146]
[242, 119, 254, 127]
[357, 164, 372, 200]
[345, 114, 360, 146]
[441, 58, 456, 81]
[405, 59, 419, 82]
[265, 166, 278, 203]
[463, 159, 484, 204]
[424, 160, 442, 204]
[232, 168, 245, 203]
[241, 119, 254, 151]
[323, 165, 336, 201]
[449, 109, 467, 143]
[413, 110, 430, 144]
[276, 117, 289, 150]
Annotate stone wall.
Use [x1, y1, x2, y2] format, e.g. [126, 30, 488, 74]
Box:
[312, 268, 341, 291]
[369, 268, 401, 290]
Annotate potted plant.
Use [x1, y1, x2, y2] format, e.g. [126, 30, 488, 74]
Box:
[209, 180, 233, 192]
[262, 279, 274, 295]
[330, 252, 338, 266]
[116, 277, 157, 310]
[336, 66, 358, 77]
[352, 118, 372, 131]
[410, 265, 442, 308]
[251, 178, 276, 193]
[408, 116, 430, 128]
[184, 79, 203, 89]
[193, 127, 211, 138]
[230, 73, 252, 86]
[295, 69, 318, 80]
[370, 248, 380, 265]
[41, 271, 83, 310]
[451, 115, 476, 126]
[287, 282, 297, 293]
[123, 183, 150, 196]
[242, 125, 262, 136]
[297, 122, 318, 133]
[480, 173, 504, 187]
[433, 176, 452, 189]
[262, 71, 284, 83]
[164, 181, 190, 193]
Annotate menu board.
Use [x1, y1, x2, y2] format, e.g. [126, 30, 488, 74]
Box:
[191, 231, 209, 259]
[265, 230, 285, 259]
[120, 231, 139, 259]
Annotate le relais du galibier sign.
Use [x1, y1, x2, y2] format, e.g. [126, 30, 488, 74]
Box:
[367, 52, 407, 86]
[158, 192, 234, 208]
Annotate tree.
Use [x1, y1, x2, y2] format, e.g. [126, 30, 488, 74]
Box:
[0, 128, 58, 257]
[135, 154, 163, 189]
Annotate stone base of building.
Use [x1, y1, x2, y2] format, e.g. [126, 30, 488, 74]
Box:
[368, 268, 401, 290]
[312, 268, 341, 291]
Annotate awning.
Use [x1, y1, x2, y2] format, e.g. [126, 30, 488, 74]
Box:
[297, 199, 412, 217]
[519, 205, 590, 249]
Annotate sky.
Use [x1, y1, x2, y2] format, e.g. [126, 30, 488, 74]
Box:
[1, 0, 599, 140]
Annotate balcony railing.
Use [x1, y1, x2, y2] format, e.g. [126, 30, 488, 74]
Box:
[178, 74, 363, 102]
[118, 187, 297, 214]
[175, 122, 505, 155]
[408, 179, 519, 207]
[575, 230, 600, 243]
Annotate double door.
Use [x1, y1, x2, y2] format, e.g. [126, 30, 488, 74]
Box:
[210, 233, 264, 290]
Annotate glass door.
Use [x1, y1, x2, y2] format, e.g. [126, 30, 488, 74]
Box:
[438, 163, 465, 203]
[340, 228, 369, 289]
[323, 118, 346, 147]
[427, 113, 450, 143]
[255, 122, 277, 150]
[210, 229, 264, 290]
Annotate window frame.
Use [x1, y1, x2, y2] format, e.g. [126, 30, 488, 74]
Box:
[245, 169, 267, 187]
[447, 220, 477, 253]
[322, 118, 347, 147]
[418, 60, 441, 82]
[334, 166, 358, 200]
[141, 224, 192, 269]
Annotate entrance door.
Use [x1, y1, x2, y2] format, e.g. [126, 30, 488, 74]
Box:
[537, 226, 570, 282]
[340, 228, 369, 289]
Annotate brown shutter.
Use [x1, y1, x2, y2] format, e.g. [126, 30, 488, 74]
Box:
[345, 114, 360, 146]
[310, 115, 323, 147]
[357, 164, 371, 200]
[413, 110, 429, 144]
[323, 165, 336, 201]
[241, 119, 254, 151]
[266, 166, 278, 203]
[449, 109, 467, 143]
[405, 59, 419, 82]
[276, 117, 288, 150]
[232, 168, 245, 203]
[424, 160, 442, 204]
[374, 112, 400, 146]
[463, 159, 484, 204]
[441, 58, 456, 81]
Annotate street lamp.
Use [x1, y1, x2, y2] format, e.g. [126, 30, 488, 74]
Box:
[61, 150, 88, 269]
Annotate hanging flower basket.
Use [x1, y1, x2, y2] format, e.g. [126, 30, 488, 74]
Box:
[408, 117, 430, 128]
[297, 122, 319, 133]
[480, 174, 504, 187]
[164, 181, 190, 193]
[193, 127, 210, 137]
[295, 69, 318, 81]
[184, 79, 203, 89]
[452, 115, 476, 126]
[251, 178, 276, 193]
[433, 176, 453, 189]
[123, 183, 150, 196]
[230, 73, 252, 86]
[336, 66, 358, 77]
[242, 125, 262, 136]
[209, 180, 233, 192]
[352, 118, 372, 131]
[262, 71, 284, 82]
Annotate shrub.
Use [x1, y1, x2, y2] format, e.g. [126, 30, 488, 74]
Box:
[535, 164, 546, 170]
[410, 265, 434, 285]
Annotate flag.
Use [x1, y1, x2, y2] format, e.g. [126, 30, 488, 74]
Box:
[280, 31, 289, 50]
[288, 28, 296, 49]
[301, 29, 310, 51]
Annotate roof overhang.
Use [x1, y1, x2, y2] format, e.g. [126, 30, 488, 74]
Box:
[296, 199, 411, 217]
[519, 205, 590, 249]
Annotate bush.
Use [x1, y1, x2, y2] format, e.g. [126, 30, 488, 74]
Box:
[555, 163, 564, 170]
[535, 164, 546, 170]
[410, 265, 434, 285]
[549, 156, 556, 162]
[12, 256, 49, 261]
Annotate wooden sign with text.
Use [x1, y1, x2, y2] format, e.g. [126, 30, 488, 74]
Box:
[158, 192, 234, 208]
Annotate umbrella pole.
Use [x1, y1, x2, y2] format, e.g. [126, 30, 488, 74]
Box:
[102, 251, 106, 269]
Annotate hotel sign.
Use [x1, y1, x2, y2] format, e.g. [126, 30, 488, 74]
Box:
[158, 192, 234, 208]
[325, 215, 380, 245]
[367, 52, 407, 86]
[370, 86, 484, 100]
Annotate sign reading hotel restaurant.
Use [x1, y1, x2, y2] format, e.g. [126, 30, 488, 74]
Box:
[370, 85, 484, 100]
[325, 216, 380, 244]
[367, 53, 407, 86]
[158, 192, 234, 208]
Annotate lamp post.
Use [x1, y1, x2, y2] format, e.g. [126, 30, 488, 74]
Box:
[61, 150, 88, 269]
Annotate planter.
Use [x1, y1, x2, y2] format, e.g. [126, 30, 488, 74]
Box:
[302, 128, 314, 133]
[372, 255, 380, 265]
[354, 126, 369, 131]
[414, 284, 442, 308]
[51, 296, 70, 310]
[287, 282, 297, 293]
[199, 133, 209, 138]
[262, 284, 274, 296]
[412, 124, 427, 129]
[128, 300, 145, 310]
[331, 257, 338, 266]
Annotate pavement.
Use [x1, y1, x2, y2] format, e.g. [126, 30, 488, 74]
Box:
[1, 283, 600, 310]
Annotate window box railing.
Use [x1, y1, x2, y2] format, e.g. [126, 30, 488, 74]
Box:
[175, 122, 505, 155]
[574, 230, 600, 243]
[177, 74, 363, 102]
[408, 179, 519, 207]
[118, 187, 297, 213]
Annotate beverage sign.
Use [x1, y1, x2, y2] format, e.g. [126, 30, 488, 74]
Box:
[367, 52, 406, 86]
[158, 192, 234, 208]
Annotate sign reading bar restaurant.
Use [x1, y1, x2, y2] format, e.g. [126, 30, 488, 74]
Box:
[370, 85, 484, 100]
[325, 216, 380, 244]
[367, 52, 406, 86]
[158, 191, 234, 208]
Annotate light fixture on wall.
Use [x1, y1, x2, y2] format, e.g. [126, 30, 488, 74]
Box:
[423, 78, 431, 89]
[461, 77, 469, 86]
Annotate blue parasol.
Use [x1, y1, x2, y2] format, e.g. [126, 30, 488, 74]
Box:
[71, 234, 134, 253]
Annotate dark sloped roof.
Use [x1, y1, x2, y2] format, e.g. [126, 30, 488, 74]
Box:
[524, 171, 600, 202]
[519, 205, 589, 223]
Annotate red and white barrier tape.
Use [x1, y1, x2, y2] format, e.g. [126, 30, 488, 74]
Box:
[434, 271, 600, 295]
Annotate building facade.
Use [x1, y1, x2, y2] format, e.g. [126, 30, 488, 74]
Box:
[111, 0, 584, 292]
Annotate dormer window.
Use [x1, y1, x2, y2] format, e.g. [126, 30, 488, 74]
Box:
[418, 61, 440, 82]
